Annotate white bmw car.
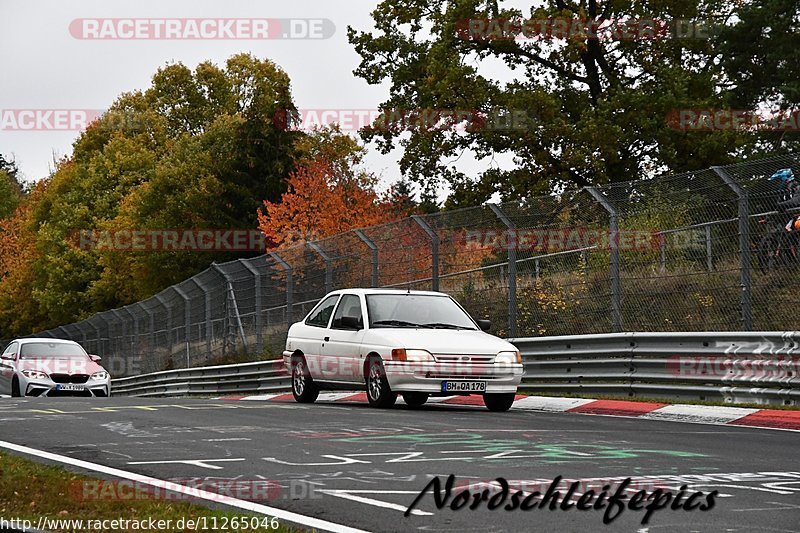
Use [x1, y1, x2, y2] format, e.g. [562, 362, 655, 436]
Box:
[283, 289, 523, 411]
[0, 338, 111, 398]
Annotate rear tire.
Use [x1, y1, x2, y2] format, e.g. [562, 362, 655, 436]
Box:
[483, 393, 515, 412]
[11, 377, 21, 398]
[366, 358, 397, 408]
[402, 392, 428, 408]
[291, 356, 319, 403]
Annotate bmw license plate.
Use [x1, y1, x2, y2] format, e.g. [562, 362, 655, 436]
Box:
[56, 384, 85, 391]
[442, 381, 486, 393]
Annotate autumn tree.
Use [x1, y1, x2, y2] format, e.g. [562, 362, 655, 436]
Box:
[257, 156, 390, 247]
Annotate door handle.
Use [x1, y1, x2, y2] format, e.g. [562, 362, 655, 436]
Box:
[324, 336, 330, 342]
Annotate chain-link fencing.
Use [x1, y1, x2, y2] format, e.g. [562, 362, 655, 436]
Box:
[27, 153, 800, 376]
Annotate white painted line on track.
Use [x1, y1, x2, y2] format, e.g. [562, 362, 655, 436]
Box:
[512, 396, 595, 411]
[317, 490, 432, 516]
[642, 404, 759, 424]
[0, 439, 371, 533]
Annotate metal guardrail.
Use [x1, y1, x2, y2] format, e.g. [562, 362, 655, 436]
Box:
[515, 331, 800, 406]
[111, 359, 289, 397]
[112, 332, 800, 406]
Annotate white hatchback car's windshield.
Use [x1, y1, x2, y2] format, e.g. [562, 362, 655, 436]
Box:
[19, 343, 88, 359]
[366, 294, 477, 330]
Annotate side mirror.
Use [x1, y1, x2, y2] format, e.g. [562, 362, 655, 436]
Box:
[340, 316, 361, 330]
[89, 354, 101, 362]
[477, 319, 491, 332]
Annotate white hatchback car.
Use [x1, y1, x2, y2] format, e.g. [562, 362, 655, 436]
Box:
[283, 289, 523, 411]
[0, 338, 111, 398]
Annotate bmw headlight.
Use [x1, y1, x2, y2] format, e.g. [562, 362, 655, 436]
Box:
[495, 351, 522, 364]
[21, 369, 48, 380]
[91, 371, 109, 380]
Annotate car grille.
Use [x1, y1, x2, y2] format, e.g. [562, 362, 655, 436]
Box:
[50, 373, 90, 384]
[47, 389, 93, 397]
[434, 354, 495, 363]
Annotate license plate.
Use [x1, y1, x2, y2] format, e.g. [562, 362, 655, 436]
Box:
[56, 384, 85, 391]
[442, 381, 486, 393]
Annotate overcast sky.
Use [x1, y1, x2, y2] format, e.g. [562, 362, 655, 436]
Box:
[2, 0, 516, 198]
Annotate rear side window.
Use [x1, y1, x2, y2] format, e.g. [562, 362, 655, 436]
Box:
[305, 295, 340, 327]
[331, 295, 363, 329]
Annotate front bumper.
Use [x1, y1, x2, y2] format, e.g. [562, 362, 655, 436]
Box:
[383, 361, 523, 394]
[22, 376, 111, 397]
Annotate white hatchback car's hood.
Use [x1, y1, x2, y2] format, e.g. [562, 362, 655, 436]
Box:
[363, 328, 517, 355]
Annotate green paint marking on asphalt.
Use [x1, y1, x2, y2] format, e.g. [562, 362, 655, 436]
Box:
[336, 432, 708, 461]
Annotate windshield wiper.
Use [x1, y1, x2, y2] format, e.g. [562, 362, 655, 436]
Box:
[372, 320, 429, 328]
[421, 322, 474, 330]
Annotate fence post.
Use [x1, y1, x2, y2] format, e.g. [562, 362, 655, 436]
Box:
[712, 166, 753, 330]
[585, 187, 622, 332]
[411, 215, 439, 291]
[354, 229, 379, 287]
[489, 204, 517, 337]
[239, 259, 263, 355]
[307, 241, 333, 294]
[270, 252, 293, 325]
[191, 276, 213, 359]
[211, 264, 248, 354]
[154, 294, 171, 366]
[705, 224, 713, 272]
[109, 310, 126, 363]
[173, 286, 192, 367]
[123, 306, 138, 374]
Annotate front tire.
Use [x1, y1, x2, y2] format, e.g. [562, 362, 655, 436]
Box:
[366, 359, 397, 408]
[291, 357, 319, 403]
[483, 393, 515, 412]
[11, 377, 21, 398]
[402, 392, 428, 408]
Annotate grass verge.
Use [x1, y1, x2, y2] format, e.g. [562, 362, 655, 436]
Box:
[0, 451, 304, 532]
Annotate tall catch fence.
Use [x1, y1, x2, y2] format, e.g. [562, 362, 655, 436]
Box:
[28, 153, 800, 376]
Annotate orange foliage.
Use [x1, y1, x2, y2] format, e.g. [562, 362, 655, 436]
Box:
[258, 158, 394, 248]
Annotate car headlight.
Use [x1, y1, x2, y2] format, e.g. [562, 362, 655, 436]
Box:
[495, 351, 522, 364]
[91, 371, 109, 380]
[21, 369, 48, 380]
[391, 349, 434, 362]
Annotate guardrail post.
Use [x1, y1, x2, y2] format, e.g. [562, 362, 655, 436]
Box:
[354, 229, 379, 287]
[307, 241, 333, 294]
[411, 215, 439, 291]
[239, 259, 263, 354]
[489, 204, 517, 337]
[270, 252, 293, 325]
[173, 286, 191, 368]
[712, 166, 753, 330]
[585, 187, 622, 332]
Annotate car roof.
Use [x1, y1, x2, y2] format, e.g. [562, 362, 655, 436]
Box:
[323, 288, 449, 297]
[13, 338, 81, 345]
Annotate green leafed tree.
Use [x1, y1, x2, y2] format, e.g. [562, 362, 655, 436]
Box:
[348, 0, 778, 205]
[0, 54, 306, 335]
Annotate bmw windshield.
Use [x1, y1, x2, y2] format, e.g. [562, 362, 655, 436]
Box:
[19, 342, 89, 359]
[366, 294, 477, 330]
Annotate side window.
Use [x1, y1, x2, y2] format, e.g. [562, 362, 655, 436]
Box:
[331, 295, 363, 329]
[305, 295, 340, 328]
[2, 342, 18, 359]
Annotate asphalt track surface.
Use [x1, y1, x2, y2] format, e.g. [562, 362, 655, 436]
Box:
[0, 396, 799, 533]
